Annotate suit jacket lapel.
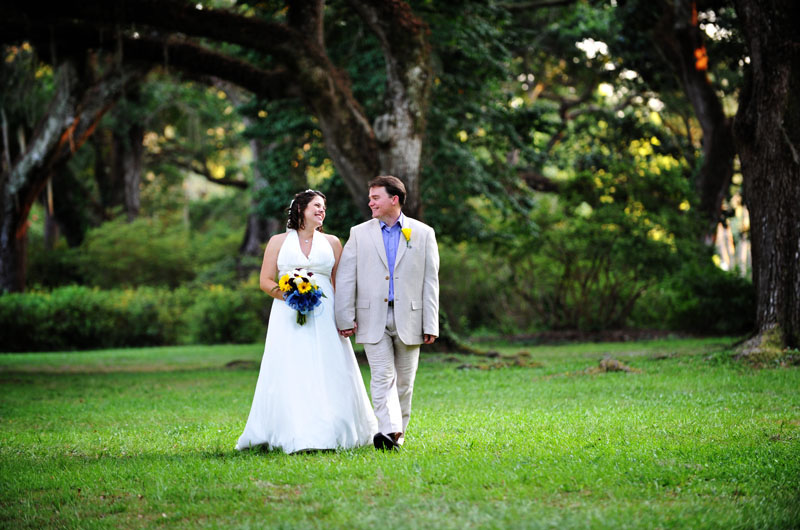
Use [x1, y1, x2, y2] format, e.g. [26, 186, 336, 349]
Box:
[368, 220, 389, 269]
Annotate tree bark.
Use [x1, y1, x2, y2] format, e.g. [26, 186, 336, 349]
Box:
[346, 0, 433, 217]
[50, 165, 92, 247]
[113, 121, 144, 222]
[239, 118, 279, 258]
[92, 129, 125, 217]
[733, 0, 800, 349]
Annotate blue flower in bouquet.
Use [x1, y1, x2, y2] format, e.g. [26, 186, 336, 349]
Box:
[277, 267, 326, 325]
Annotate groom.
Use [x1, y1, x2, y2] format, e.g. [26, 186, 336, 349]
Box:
[335, 175, 440, 451]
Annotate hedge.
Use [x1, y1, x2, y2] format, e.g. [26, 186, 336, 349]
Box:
[0, 285, 271, 353]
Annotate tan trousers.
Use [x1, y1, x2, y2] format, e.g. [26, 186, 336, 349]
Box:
[363, 306, 420, 437]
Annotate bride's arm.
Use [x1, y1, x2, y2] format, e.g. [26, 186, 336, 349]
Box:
[260, 233, 287, 300]
[327, 234, 344, 290]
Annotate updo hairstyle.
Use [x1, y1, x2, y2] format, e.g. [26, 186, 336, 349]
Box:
[287, 189, 327, 231]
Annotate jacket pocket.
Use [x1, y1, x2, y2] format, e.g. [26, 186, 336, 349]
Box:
[357, 299, 371, 309]
[411, 300, 422, 311]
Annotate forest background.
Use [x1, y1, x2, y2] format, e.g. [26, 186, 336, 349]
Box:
[1, 0, 797, 354]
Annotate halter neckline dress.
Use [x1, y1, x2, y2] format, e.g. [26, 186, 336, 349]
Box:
[235, 230, 377, 453]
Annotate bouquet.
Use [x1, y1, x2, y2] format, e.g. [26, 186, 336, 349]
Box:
[277, 267, 326, 325]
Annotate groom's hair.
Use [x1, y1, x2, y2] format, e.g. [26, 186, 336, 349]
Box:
[369, 175, 406, 206]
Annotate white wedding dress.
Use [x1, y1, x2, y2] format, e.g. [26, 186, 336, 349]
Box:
[236, 229, 377, 453]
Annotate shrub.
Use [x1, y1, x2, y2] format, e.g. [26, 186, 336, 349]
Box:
[77, 216, 195, 289]
[0, 286, 119, 351]
[0, 284, 271, 352]
[504, 212, 682, 332]
[438, 241, 523, 335]
[26, 242, 85, 289]
[182, 284, 268, 345]
[666, 262, 755, 335]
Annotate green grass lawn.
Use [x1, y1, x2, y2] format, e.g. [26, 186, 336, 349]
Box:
[1, 337, 799, 529]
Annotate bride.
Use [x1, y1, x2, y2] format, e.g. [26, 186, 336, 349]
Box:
[235, 189, 377, 453]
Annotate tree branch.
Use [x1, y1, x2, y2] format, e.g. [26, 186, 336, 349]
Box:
[1, 0, 299, 64]
[518, 169, 561, 192]
[0, 18, 301, 101]
[499, 0, 580, 11]
[288, 0, 325, 47]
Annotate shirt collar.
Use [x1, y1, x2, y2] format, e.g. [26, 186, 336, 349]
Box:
[380, 212, 404, 231]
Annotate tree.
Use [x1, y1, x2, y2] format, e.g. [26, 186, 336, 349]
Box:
[0, 0, 433, 292]
[733, 0, 800, 350]
[0, 57, 144, 292]
[612, 0, 742, 242]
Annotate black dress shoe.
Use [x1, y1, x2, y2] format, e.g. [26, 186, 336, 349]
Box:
[373, 432, 399, 451]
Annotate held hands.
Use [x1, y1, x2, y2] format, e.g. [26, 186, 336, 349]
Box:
[339, 322, 357, 338]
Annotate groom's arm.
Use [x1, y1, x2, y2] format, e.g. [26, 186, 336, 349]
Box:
[422, 226, 440, 341]
[335, 226, 358, 332]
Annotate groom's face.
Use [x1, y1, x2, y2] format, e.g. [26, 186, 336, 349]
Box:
[368, 186, 398, 221]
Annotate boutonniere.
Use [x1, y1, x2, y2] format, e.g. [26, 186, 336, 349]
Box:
[401, 227, 412, 248]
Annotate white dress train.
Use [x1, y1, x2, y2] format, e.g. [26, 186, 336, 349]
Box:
[235, 229, 377, 453]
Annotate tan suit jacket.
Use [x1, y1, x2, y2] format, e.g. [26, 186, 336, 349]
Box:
[335, 216, 439, 345]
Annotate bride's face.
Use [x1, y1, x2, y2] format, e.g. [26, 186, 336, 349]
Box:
[303, 196, 326, 228]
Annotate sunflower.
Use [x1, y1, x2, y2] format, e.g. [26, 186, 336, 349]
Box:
[297, 281, 313, 294]
[278, 274, 292, 292]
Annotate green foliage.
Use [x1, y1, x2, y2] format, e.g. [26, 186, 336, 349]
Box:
[138, 75, 252, 186]
[315, 174, 366, 237]
[12, 1, 757, 341]
[183, 284, 267, 345]
[0, 43, 54, 149]
[513, 218, 677, 331]
[417, 1, 529, 239]
[76, 216, 195, 289]
[187, 194, 252, 285]
[2, 340, 799, 527]
[0, 286, 163, 351]
[27, 201, 248, 290]
[495, 123, 699, 330]
[665, 261, 755, 335]
[438, 241, 519, 334]
[0, 284, 269, 352]
[241, 98, 326, 220]
[240, 94, 366, 234]
[323, 6, 386, 120]
[25, 230, 85, 289]
[611, 1, 745, 102]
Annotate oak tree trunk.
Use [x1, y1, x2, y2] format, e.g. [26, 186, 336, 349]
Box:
[239, 129, 280, 258]
[733, 0, 800, 349]
[113, 122, 144, 222]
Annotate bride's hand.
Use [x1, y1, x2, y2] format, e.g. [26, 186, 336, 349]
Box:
[339, 323, 357, 337]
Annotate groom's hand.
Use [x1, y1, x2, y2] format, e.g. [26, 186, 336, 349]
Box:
[339, 323, 357, 337]
[423, 334, 437, 344]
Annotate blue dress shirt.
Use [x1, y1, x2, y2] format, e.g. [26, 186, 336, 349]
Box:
[380, 213, 404, 302]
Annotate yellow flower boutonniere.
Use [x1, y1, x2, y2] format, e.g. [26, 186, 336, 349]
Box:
[401, 227, 412, 248]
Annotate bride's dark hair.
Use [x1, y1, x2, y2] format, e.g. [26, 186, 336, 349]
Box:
[287, 189, 327, 231]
